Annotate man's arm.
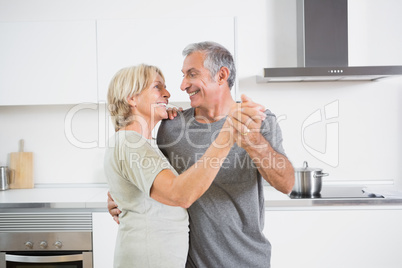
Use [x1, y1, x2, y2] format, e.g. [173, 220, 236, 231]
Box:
[231, 95, 295, 194]
[107, 191, 121, 224]
[243, 135, 294, 194]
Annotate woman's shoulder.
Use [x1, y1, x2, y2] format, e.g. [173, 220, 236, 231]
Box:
[114, 131, 154, 152]
[116, 130, 143, 142]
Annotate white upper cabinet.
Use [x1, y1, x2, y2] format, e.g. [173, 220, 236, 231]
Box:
[97, 17, 236, 103]
[0, 18, 235, 106]
[0, 20, 97, 105]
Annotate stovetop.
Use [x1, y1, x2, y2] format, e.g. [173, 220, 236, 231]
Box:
[289, 186, 384, 199]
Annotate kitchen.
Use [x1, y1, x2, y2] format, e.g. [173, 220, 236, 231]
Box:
[1, 0, 402, 267]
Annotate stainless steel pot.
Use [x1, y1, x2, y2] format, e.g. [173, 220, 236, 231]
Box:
[291, 161, 329, 196]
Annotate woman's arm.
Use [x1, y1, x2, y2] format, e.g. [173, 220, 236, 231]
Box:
[150, 118, 234, 208]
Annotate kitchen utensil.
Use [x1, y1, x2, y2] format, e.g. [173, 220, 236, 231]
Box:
[291, 161, 329, 197]
[9, 139, 34, 189]
[0, 166, 13, 191]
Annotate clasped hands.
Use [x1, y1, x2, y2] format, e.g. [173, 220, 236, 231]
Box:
[227, 94, 266, 149]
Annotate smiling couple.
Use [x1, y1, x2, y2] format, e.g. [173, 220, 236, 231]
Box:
[104, 41, 295, 268]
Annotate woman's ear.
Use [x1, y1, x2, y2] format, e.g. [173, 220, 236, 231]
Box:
[217, 66, 230, 86]
[127, 95, 137, 108]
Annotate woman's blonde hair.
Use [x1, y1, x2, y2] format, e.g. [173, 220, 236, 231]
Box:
[107, 64, 165, 131]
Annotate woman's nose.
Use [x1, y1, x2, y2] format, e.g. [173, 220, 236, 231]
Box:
[163, 87, 171, 98]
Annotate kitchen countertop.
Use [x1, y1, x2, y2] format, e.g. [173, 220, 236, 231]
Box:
[1, 183, 402, 211]
[0, 184, 109, 211]
[264, 184, 402, 210]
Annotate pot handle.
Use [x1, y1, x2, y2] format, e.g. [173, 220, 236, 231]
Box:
[314, 173, 329, 178]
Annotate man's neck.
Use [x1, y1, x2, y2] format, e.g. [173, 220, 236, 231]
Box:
[194, 95, 235, 123]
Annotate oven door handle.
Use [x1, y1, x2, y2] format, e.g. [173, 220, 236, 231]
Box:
[5, 253, 84, 263]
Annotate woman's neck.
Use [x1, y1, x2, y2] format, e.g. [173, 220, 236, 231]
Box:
[119, 116, 158, 139]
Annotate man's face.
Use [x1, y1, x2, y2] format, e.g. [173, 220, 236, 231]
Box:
[180, 51, 219, 108]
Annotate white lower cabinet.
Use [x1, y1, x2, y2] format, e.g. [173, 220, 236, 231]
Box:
[92, 209, 402, 268]
[264, 209, 402, 268]
[92, 212, 118, 268]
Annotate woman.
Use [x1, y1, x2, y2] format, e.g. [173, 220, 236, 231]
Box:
[104, 64, 243, 268]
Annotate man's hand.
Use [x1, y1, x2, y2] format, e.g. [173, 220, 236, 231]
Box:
[107, 191, 121, 224]
[167, 106, 183, 120]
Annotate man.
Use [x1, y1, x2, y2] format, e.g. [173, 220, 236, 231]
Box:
[109, 41, 295, 267]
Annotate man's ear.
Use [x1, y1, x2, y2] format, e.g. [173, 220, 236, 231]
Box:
[217, 66, 230, 86]
[127, 95, 137, 108]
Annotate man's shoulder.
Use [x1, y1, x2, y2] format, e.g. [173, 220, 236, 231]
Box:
[157, 108, 193, 141]
[264, 108, 276, 117]
[160, 108, 193, 126]
[262, 109, 278, 125]
[177, 107, 194, 119]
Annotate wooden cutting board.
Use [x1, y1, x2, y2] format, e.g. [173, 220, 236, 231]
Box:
[9, 139, 34, 189]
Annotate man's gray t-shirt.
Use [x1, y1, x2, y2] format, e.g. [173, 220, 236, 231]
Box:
[157, 108, 286, 268]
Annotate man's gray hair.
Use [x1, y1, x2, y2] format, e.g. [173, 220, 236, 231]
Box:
[182, 41, 236, 89]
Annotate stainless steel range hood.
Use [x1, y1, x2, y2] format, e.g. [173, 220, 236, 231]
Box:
[258, 0, 402, 82]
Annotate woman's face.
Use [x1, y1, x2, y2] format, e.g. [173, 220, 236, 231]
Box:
[134, 74, 170, 123]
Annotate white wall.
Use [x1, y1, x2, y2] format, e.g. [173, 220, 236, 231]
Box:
[0, 0, 401, 188]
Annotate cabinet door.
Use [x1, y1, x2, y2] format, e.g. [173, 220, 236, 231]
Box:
[97, 17, 236, 103]
[264, 209, 402, 268]
[0, 21, 97, 105]
[92, 212, 118, 268]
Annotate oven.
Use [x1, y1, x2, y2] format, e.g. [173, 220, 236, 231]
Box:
[0, 212, 93, 268]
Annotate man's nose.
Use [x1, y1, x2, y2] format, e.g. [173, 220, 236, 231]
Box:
[180, 78, 190, 92]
